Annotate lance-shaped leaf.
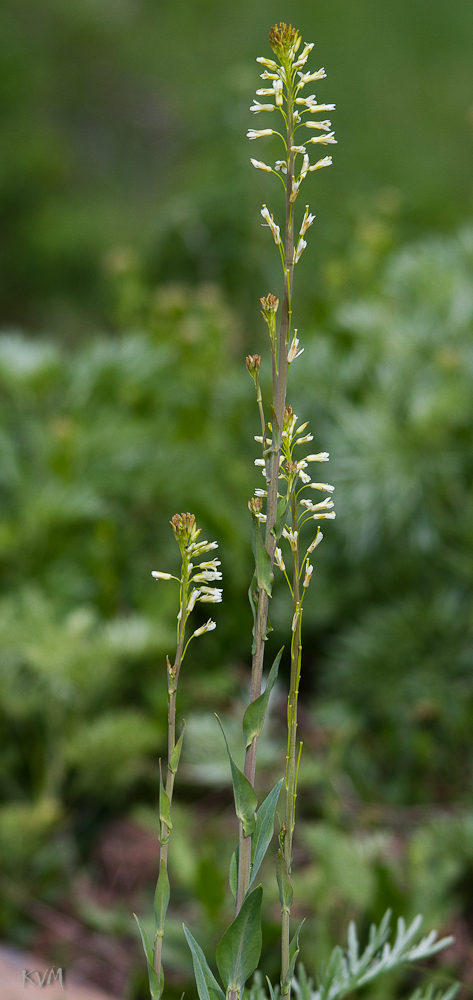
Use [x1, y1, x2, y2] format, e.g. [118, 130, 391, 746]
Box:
[281, 919, 305, 995]
[277, 849, 293, 912]
[251, 520, 273, 597]
[134, 914, 163, 1000]
[153, 859, 170, 941]
[169, 720, 186, 774]
[249, 778, 283, 888]
[248, 573, 258, 655]
[215, 715, 257, 837]
[229, 847, 238, 900]
[272, 495, 291, 541]
[243, 648, 283, 748]
[159, 763, 172, 842]
[183, 925, 225, 1000]
[216, 885, 263, 992]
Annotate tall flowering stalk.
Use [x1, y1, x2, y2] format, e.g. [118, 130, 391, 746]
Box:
[135, 513, 222, 1000]
[237, 23, 337, 930]
[137, 23, 455, 1000]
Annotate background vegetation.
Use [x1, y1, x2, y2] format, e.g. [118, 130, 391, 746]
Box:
[1, 1, 473, 998]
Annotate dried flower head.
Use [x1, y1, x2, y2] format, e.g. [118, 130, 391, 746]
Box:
[269, 22, 302, 61]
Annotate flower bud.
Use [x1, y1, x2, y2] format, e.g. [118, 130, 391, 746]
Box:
[170, 512, 200, 546]
[246, 354, 261, 380]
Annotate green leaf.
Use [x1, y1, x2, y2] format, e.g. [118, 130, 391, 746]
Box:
[169, 720, 186, 774]
[215, 715, 257, 837]
[281, 919, 305, 994]
[159, 770, 172, 843]
[266, 977, 278, 1000]
[134, 913, 163, 1000]
[276, 850, 293, 912]
[229, 846, 238, 900]
[249, 778, 283, 888]
[243, 648, 283, 748]
[248, 572, 258, 655]
[216, 885, 263, 992]
[251, 520, 273, 597]
[272, 496, 290, 541]
[183, 924, 225, 1000]
[153, 859, 170, 939]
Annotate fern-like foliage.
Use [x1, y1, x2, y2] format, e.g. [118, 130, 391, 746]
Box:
[408, 986, 459, 1000]
[290, 910, 454, 1000]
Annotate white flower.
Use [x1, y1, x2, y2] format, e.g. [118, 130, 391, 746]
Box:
[256, 56, 278, 69]
[293, 239, 307, 265]
[304, 103, 335, 112]
[282, 527, 298, 551]
[275, 547, 286, 572]
[315, 511, 336, 519]
[255, 512, 267, 522]
[251, 158, 273, 172]
[250, 101, 276, 113]
[303, 563, 313, 588]
[275, 160, 288, 174]
[193, 619, 217, 637]
[254, 435, 264, 443]
[291, 610, 300, 631]
[310, 483, 334, 492]
[300, 154, 310, 180]
[261, 205, 281, 244]
[290, 144, 307, 154]
[151, 571, 172, 580]
[311, 497, 334, 511]
[199, 586, 223, 603]
[297, 460, 308, 470]
[188, 539, 219, 554]
[256, 88, 277, 96]
[254, 458, 266, 467]
[296, 421, 309, 434]
[192, 569, 223, 582]
[295, 94, 317, 106]
[293, 42, 314, 68]
[307, 133, 337, 146]
[297, 68, 327, 84]
[297, 203, 313, 233]
[254, 488, 267, 497]
[187, 589, 201, 612]
[288, 334, 304, 361]
[306, 453, 329, 462]
[307, 529, 323, 552]
[199, 559, 221, 569]
[309, 156, 333, 171]
[273, 79, 284, 106]
[290, 179, 300, 203]
[247, 128, 275, 139]
[295, 434, 314, 444]
[300, 499, 315, 509]
[304, 119, 332, 132]
[299, 469, 311, 484]
[260, 71, 279, 80]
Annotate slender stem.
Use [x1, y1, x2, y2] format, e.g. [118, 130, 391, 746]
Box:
[235, 62, 296, 918]
[154, 553, 188, 980]
[281, 494, 302, 996]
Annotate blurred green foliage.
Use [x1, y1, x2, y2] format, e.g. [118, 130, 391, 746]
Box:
[0, 224, 472, 997]
[0, 0, 472, 333]
[1, 1, 473, 997]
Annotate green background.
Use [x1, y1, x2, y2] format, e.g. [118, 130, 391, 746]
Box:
[1, 2, 473, 998]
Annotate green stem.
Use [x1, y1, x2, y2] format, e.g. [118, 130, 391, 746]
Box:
[281, 492, 302, 997]
[235, 62, 296, 918]
[154, 553, 189, 981]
